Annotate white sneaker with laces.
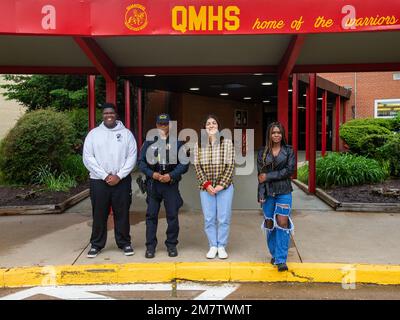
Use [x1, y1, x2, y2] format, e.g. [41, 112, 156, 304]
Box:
[206, 246, 218, 259]
[217, 247, 228, 259]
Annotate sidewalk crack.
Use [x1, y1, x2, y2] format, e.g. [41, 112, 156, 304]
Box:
[291, 234, 303, 263]
[71, 242, 90, 265]
[289, 271, 313, 282]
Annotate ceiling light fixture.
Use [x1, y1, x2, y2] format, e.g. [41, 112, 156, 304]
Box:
[190, 87, 200, 91]
[288, 89, 293, 92]
[144, 74, 156, 77]
[263, 100, 270, 103]
[262, 82, 273, 86]
[253, 73, 263, 76]
[243, 97, 252, 100]
[220, 93, 229, 96]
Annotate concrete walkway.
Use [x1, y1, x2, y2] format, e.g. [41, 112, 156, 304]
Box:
[1, 160, 400, 287]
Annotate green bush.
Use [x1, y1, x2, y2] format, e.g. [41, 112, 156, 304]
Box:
[297, 164, 309, 185]
[342, 118, 395, 131]
[297, 152, 388, 188]
[60, 154, 88, 182]
[393, 112, 400, 131]
[357, 133, 390, 159]
[64, 108, 102, 152]
[377, 134, 400, 177]
[0, 109, 76, 184]
[34, 165, 77, 192]
[340, 124, 392, 155]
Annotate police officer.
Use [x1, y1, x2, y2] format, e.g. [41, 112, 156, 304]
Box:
[138, 114, 189, 258]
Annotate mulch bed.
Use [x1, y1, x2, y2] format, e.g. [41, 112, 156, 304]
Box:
[325, 178, 400, 203]
[0, 181, 89, 207]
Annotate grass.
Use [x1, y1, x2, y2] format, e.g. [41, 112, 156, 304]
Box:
[34, 165, 77, 192]
[297, 152, 388, 188]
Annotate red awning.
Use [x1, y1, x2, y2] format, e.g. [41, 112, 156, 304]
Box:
[0, 0, 399, 36]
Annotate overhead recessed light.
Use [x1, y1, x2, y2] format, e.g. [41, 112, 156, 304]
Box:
[253, 73, 263, 76]
[263, 100, 270, 103]
[144, 74, 156, 77]
[262, 82, 273, 86]
[190, 87, 200, 91]
[243, 97, 252, 100]
[220, 93, 229, 96]
[303, 94, 307, 97]
[318, 97, 323, 100]
[288, 89, 293, 92]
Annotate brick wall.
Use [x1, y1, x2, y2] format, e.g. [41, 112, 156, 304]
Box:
[319, 72, 400, 119]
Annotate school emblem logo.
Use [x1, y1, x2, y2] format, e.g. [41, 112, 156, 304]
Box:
[125, 4, 148, 31]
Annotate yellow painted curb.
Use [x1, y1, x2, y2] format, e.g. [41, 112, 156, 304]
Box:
[176, 262, 231, 281]
[1, 262, 400, 288]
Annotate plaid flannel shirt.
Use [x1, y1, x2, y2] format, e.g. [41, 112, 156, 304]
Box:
[194, 139, 235, 190]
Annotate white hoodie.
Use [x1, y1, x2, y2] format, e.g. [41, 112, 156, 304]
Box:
[83, 120, 137, 180]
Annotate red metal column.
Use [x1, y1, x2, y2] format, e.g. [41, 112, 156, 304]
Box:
[137, 87, 143, 148]
[106, 79, 117, 106]
[277, 35, 305, 138]
[106, 79, 117, 229]
[335, 95, 341, 152]
[305, 85, 310, 160]
[291, 74, 298, 179]
[342, 99, 347, 124]
[277, 78, 289, 136]
[87, 75, 96, 130]
[308, 73, 317, 194]
[321, 90, 327, 157]
[124, 80, 131, 130]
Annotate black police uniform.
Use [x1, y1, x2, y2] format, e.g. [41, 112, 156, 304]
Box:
[138, 136, 189, 253]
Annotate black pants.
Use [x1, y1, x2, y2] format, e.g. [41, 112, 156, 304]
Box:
[146, 180, 183, 251]
[89, 176, 132, 249]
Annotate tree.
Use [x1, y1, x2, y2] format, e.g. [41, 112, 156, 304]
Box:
[1, 74, 107, 111]
[0, 74, 133, 112]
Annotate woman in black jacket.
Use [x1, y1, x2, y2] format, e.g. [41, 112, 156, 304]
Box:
[257, 122, 296, 272]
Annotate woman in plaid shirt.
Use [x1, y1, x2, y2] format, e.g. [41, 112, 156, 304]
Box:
[194, 115, 235, 259]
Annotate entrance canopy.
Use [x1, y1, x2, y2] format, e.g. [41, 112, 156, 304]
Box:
[1, 0, 399, 194]
[0, 0, 399, 74]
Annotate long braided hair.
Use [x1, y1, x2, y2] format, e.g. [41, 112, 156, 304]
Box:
[262, 121, 287, 163]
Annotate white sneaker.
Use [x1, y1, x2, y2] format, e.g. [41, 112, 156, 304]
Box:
[217, 247, 228, 259]
[206, 246, 218, 259]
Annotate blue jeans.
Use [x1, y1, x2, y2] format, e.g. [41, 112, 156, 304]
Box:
[200, 185, 234, 248]
[262, 193, 294, 265]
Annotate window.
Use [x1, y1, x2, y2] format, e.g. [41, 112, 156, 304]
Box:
[374, 99, 400, 118]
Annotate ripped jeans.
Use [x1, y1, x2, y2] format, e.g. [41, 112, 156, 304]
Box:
[262, 193, 294, 265]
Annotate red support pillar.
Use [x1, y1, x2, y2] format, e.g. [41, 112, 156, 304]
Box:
[106, 79, 117, 106]
[321, 90, 327, 157]
[305, 85, 310, 160]
[105, 78, 116, 230]
[137, 87, 143, 148]
[87, 75, 96, 130]
[308, 73, 317, 194]
[277, 78, 289, 137]
[124, 80, 131, 130]
[342, 99, 347, 124]
[335, 95, 341, 152]
[277, 35, 305, 140]
[291, 74, 298, 179]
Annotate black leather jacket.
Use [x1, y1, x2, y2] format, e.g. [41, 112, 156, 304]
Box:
[257, 144, 296, 199]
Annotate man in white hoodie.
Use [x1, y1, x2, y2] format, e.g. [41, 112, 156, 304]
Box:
[83, 103, 137, 258]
